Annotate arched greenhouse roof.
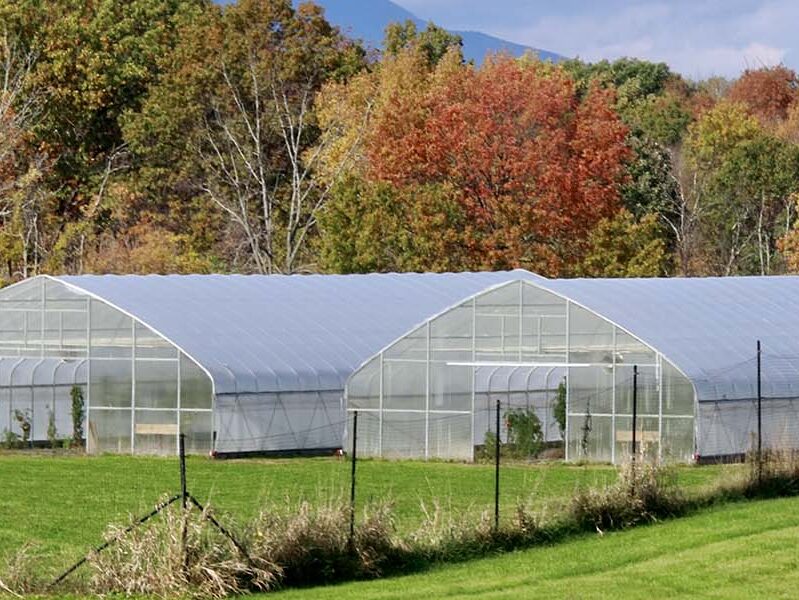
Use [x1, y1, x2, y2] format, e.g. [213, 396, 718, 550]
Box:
[535, 276, 799, 403]
[53, 271, 543, 395]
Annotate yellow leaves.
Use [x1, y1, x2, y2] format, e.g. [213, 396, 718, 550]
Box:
[686, 101, 762, 170]
[577, 210, 669, 278]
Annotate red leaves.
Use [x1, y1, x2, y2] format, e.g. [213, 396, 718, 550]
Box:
[729, 65, 799, 124]
[366, 55, 630, 274]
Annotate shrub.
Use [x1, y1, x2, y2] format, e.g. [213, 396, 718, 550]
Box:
[553, 378, 566, 440]
[12, 410, 31, 446]
[70, 385, 84, 448]
[742, 449, 799, 498]
[477, 409, 544, 461]
[505, 408, 544, 459]
[248, 499, 401, 586]
[476, 430, 500, 462]
[88, 497, 402, 597]
[1, 429, 20, 450]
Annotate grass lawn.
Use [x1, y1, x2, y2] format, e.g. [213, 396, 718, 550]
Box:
[274, 495, 799, 599]
[0, 452, 738, 571]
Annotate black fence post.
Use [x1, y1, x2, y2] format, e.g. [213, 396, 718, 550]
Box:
[631, 365, 638, 464]
[494, 399, 500, 533]
[179, 433, 189, 577]
[757, 340, 762, 483]
[349, 410, 358, 551]
[179, 433, 187, 508]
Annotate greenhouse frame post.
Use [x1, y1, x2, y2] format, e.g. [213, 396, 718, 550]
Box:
[757, 340, 762, 483]
[632, 365, 638, 464]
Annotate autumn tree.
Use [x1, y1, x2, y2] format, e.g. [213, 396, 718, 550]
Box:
[687, 101, 799, 274]
[0, 12, 50, 280]
[373, 56, 629, 274]
[126, 0, 367, 274]
[0, 0, 208, 276]
[729, 65, 798, 124]
[317, 51, 630, 275]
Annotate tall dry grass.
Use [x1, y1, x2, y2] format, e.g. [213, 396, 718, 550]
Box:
[8, 451, 799, 598]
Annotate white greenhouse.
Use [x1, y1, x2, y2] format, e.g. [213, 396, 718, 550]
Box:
[0, 271, 798, 463]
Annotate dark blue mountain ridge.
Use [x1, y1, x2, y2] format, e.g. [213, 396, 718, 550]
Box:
[215, 0, 565, 65]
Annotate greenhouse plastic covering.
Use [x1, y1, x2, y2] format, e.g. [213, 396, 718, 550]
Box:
[535, 276, 799, 403]
[56, 271, 543, 395]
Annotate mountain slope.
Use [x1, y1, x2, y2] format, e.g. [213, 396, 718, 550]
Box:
[215, 0, 564, 64]
[317, 0, 564, 64]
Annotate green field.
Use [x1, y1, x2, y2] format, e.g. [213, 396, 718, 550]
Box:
[0, 452, 737, 570]
[274, 495, 799, 599]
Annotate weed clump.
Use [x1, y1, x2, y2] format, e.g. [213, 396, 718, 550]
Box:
[88, 502, 277, 599]
[570, 462, 687, 533]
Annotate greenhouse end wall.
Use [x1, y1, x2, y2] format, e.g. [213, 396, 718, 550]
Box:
[0, 277, 214, 454]
[346, 280, 697, 464]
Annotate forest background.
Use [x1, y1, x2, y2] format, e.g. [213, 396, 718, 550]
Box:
[3, 0, 799, 282]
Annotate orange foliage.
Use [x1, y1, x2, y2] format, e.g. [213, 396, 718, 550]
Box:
[728, 65, 799, 123]
[366, 56, 630, 274]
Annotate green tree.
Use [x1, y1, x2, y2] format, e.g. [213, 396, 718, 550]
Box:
[687, 101, 799, 274]
[125, 0, 367, 274]
[577, 210, 670, 277]
[384, 20, 463, 67]
[0, 0, 208, 275]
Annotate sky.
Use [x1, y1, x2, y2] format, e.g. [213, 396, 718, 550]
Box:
[391, 0, 796, 79]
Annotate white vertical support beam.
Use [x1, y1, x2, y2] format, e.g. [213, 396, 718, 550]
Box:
[40, 277, 45, 358]
[470, 298, 476, 462]
[176, 350, 182, 457]
[611, 326, 617, 465]
[130, 320, 136, 454]
[657, 353, 663, 462]
[517, 281, 523, 362]
[537, 316, 542, 355]
[378, 351, 384, 457]
[425, 321, 430, 460]
[564, 300, 571, 462]
[85, 297, 91, 453]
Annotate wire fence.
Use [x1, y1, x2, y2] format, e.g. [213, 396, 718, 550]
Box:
[4, 341, 799, 590]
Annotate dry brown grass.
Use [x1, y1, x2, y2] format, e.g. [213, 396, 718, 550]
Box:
[0, 544, 47, 597]
[88, 500, 277, 599]
[569, 461, 687, 533]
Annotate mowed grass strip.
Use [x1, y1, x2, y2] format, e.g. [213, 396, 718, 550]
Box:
[0, 452, 734, 566]
[273, 495, 799, 600]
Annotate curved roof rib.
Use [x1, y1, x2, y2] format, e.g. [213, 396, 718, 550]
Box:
[55, 271, 543, 395]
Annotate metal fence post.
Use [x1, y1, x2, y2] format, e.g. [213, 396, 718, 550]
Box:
[494, 399, 500, 532]
[349, 410, 358, 550]
[179, 433, 188, 576]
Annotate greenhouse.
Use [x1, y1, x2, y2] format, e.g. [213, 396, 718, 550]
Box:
[0, 271, 539, 455]
[1, 271, 798, 463]
[346, 276, 799, 463]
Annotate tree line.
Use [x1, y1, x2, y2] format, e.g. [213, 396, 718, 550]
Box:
[2, 0, 799, 281]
